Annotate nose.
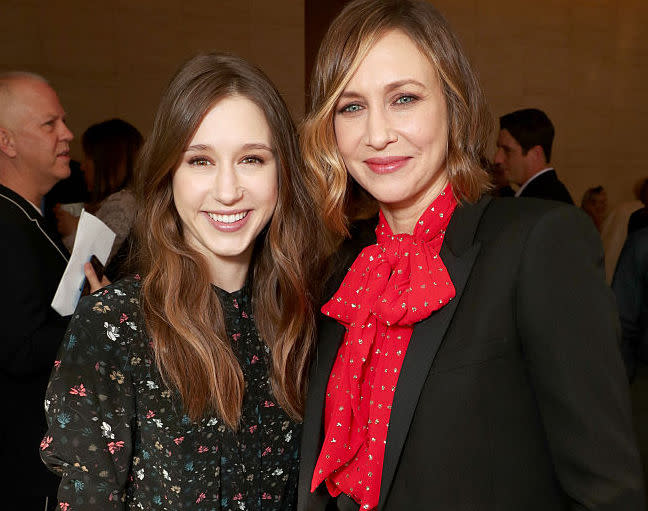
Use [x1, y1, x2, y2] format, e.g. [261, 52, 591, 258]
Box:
[59, 121, 73, 142]
[212, 165, 243, 205]
[364, 108, 397, 150]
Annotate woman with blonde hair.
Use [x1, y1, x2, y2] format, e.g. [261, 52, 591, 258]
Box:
[298, 1, 643, 509]
[41, 52, 327, 510]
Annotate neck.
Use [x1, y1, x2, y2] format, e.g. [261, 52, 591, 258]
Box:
[206, 250, 253, 293]
[524, 164, 551, 184]
[381, 175, 449, 235]
[0, 169, 45, 208]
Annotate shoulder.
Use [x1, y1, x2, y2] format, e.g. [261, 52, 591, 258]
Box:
[103, 189, 135, 205]
[82, 275, 141, 311]
[72, 276, 144, 340]
[620, 227, 648, 268]
[0, 193, 35, 230]
[97, 189, 136, 214]
[473, 197, 598, 254]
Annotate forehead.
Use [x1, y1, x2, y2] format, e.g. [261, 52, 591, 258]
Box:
[497, 129, 521, 149]
[345, 29, 438, 91]
[190, 95, 271, 146]
[8, 79, 64, 124]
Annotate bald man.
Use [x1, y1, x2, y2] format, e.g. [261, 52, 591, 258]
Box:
[0, 72, 73, 510]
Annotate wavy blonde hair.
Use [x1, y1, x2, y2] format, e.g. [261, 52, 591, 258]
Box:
[301, 0, 492, 235]
[134, 53, 327, 429]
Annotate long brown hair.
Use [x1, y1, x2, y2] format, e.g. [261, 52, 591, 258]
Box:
[134, 53, 326, 429]
[301, 0, 492, 235]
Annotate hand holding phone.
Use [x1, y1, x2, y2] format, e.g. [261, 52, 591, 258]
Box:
[81, 255, 106, 296]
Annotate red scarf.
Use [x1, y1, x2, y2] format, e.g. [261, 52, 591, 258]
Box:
[311, 185, 457, 510]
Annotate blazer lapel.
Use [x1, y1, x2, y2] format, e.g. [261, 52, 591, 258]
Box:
[298, 316, 345, 511]
[377, 196, 491, 510]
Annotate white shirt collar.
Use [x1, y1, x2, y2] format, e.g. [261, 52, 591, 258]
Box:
[515, 167, 554, 197]
[26, 199, 43, 216]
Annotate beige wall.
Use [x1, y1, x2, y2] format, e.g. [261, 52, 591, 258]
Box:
[436, 0, 648, 207]
[0, 0, 304, 160]
[2, 0, 648, 208]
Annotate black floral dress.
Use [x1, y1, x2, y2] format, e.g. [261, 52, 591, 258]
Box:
[41, 276, 301, 510]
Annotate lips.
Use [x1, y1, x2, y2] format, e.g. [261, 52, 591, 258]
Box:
[364, 156, 411, 174]
[204, 210, 250, 232]
[207, 211, 248, 224]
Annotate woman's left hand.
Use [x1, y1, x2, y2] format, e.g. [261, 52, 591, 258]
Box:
[84, 262, 111, 293]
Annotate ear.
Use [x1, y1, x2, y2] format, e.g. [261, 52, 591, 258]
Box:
[0, 127, 17, 158]
[531, 145, 547, 165]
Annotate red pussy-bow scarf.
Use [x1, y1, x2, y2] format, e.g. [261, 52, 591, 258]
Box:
[311, 185, 457, 511]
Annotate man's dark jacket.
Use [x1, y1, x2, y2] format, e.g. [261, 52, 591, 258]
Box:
[519, 168, 574, 204]
[0, 184, 68, 508]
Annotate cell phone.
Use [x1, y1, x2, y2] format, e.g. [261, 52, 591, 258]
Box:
[81, 254, 105, 296]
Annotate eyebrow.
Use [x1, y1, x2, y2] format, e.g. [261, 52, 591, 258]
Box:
[339, 79, 427, 99]
[185, 142, 274, 152]
[41, 114, 63, 124]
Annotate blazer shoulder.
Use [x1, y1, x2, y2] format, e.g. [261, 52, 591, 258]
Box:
[477, 197, 591, 243]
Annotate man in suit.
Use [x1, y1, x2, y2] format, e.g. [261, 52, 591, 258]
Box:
[494, 108, 573, 204]
[0, 71, 73, 510]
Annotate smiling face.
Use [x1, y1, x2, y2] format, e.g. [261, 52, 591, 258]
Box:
[333, 29, 449, 234]
[172, 95, 278, 286]
[2, 78, 73, 196]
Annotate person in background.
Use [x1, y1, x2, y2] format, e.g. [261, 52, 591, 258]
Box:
[55, 118, 143, 267]
[297, 1, 643, 509]
[612, 226, 648, 491]
[613, 226, 648, 381]
[601, 178, 647, 283]
[0, 71, 105, 511]
[43, 158, 88, 227]
[485, 159, 514, 197]
[494, 108, 573, 204]
[41, 52, 329, 510]
[629, 178, 648, 234]
[581, 185, 608, 232]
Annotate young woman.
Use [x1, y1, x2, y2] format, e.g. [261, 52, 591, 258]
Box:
[55, 118, 143, 265]
[41, 52, 327, 510]
[298, 1, 644, 510]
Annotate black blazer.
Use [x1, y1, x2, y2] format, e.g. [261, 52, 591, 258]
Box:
[299, 197, 644, 510]
[518, 168, 574, 204]
[0, 184, 69, 506]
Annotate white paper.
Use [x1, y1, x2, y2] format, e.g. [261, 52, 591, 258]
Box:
[51, 210, 116, 316]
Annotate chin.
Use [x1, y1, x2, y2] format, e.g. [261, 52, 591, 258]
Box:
[364, 185, 414, 206]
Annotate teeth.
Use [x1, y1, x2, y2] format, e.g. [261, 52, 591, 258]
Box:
[207, 211, 247, 223]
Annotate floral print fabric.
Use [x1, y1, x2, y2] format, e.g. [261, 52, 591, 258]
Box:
[41, 276, 300, 510]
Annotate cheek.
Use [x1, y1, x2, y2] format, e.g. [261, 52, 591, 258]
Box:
[403, 107, 447, 154]
[263, 174, 280, 212]
[334, 120, 357, 161]
[171, 172, 200, 214]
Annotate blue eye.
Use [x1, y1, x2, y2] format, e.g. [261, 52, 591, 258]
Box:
[395, 95, 416, 105]
[339, 103, 362, 114]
